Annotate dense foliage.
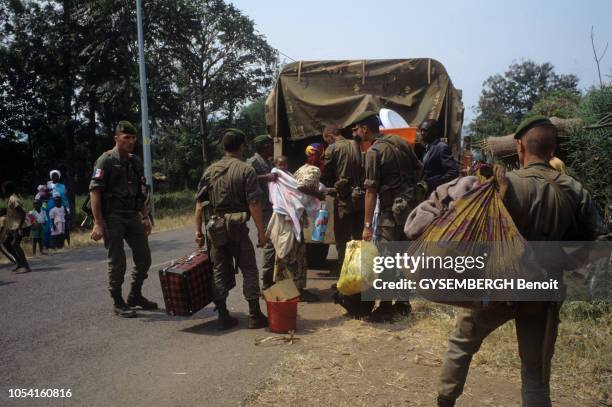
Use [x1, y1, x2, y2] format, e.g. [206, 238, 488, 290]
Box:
[0, 0, 277, 194]
[562, 86, 612, 212]
[470, 60, 579, 141]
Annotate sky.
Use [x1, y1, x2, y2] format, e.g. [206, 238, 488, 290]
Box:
[229, 0, 612, 123]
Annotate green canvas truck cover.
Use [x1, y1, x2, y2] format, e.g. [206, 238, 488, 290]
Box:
[265, 59, 464, 155]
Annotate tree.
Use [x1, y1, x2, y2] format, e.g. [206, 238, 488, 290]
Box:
[0, 0, 66, 181]
[235, 97, 268, 138]
[470, 60, 579, 139]
[175, 0, 277, 164]
[528, 89, 581, 119]
[0, 0, 278, 195]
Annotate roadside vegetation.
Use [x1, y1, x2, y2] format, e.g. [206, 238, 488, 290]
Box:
[3, 191, 195, 259]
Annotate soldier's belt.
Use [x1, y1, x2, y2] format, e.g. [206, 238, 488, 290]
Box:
[222, 212, 249, 224]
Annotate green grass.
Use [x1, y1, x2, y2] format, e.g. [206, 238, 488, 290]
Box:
[152, 190, 195, 219]
[19, 191, 195, 226]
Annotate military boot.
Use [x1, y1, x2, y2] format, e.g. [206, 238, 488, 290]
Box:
[111, 290, 137, 318]
[367, 301, 394, 323]
[394, 300, 412, 316]
[127, 281, 158, 310]
[247, 299, 268, 329]
[299, 288, 320, 303]
[214, 300, 239, 331]
[436, 395, 456, 407]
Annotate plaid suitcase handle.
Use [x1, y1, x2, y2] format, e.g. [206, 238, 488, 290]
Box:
[167, 248, 209, 270]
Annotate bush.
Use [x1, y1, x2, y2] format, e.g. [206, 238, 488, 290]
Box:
[561, 301, 611, 321]
[563, 86, 612, 212]
[153, 190, 195, 218]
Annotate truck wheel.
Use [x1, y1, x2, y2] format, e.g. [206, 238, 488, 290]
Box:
[306, 243, 329, 268]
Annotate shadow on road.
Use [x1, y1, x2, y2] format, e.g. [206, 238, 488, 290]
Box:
[137, 306, 218, 323]
[30, 266, 64, 273]
[148, 238, 193, 254]
[179, 311, 250, 336]
[0, 280, 15, 287]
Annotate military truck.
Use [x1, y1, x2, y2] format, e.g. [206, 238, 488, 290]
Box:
[264, 59, 464, 266]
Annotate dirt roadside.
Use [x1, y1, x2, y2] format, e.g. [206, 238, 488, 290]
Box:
[242, 272, 598, 407]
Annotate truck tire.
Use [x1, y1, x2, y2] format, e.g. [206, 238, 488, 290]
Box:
[306, 243, 329, 268]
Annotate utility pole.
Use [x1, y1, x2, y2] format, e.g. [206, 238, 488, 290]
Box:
[136, 0, 154, 216]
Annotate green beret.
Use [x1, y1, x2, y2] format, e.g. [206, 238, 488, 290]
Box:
[349, 110, 378, 126]
[514, 115, 553, 139]
[116, 120, 137, 135]
[253, 134, 273, 147]
[224, 128, 246, 137]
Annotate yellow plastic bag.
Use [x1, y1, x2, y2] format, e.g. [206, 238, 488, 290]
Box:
[337, 240, 379, 295]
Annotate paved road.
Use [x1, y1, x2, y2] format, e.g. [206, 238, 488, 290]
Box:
[0, 226, 338, 407]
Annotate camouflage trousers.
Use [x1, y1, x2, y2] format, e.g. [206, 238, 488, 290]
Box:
[334, 204, 364, 273]
[371, 209, 409, 301]
[209, 222, 261, 301]
[438, 302, 560, 407]
[104, 212, 151, 292]
[375, 209, 404, 242]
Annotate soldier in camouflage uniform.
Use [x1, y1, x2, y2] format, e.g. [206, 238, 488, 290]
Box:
[89, 121, 157, 318]
[358, 111, 422, 322]
[321, 123, 364, 276]
[436, 116, 606, 407]
[194, 129, 268, 331]
[246, 134, 276, 290]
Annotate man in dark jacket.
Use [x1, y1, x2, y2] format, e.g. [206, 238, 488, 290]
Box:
[420, 119, 458, 193]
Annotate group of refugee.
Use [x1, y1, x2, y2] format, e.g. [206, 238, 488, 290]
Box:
[1, 170, 72, 274]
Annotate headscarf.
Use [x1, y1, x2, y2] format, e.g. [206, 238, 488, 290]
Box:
[49, 170, 61, 180]
[305, 143, 325, 170]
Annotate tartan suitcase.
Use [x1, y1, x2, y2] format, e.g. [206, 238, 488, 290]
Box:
[159, 248, 214, 316]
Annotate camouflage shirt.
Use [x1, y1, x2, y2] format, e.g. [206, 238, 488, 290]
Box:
[364, 134, 422, 209]
[197, 156, 262, 214]
[505, 162, 605, 240]
[246, 152, 273, 216]
[321, 136, 363, 189]
[89, 146, 146, 213]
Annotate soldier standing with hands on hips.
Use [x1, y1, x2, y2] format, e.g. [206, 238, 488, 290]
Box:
[89, 121, 157, 318]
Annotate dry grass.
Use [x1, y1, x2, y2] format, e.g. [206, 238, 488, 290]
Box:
[245, 301, 611, 406]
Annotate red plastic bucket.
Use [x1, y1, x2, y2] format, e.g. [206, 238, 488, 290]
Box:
[266, 298, 299, 333]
